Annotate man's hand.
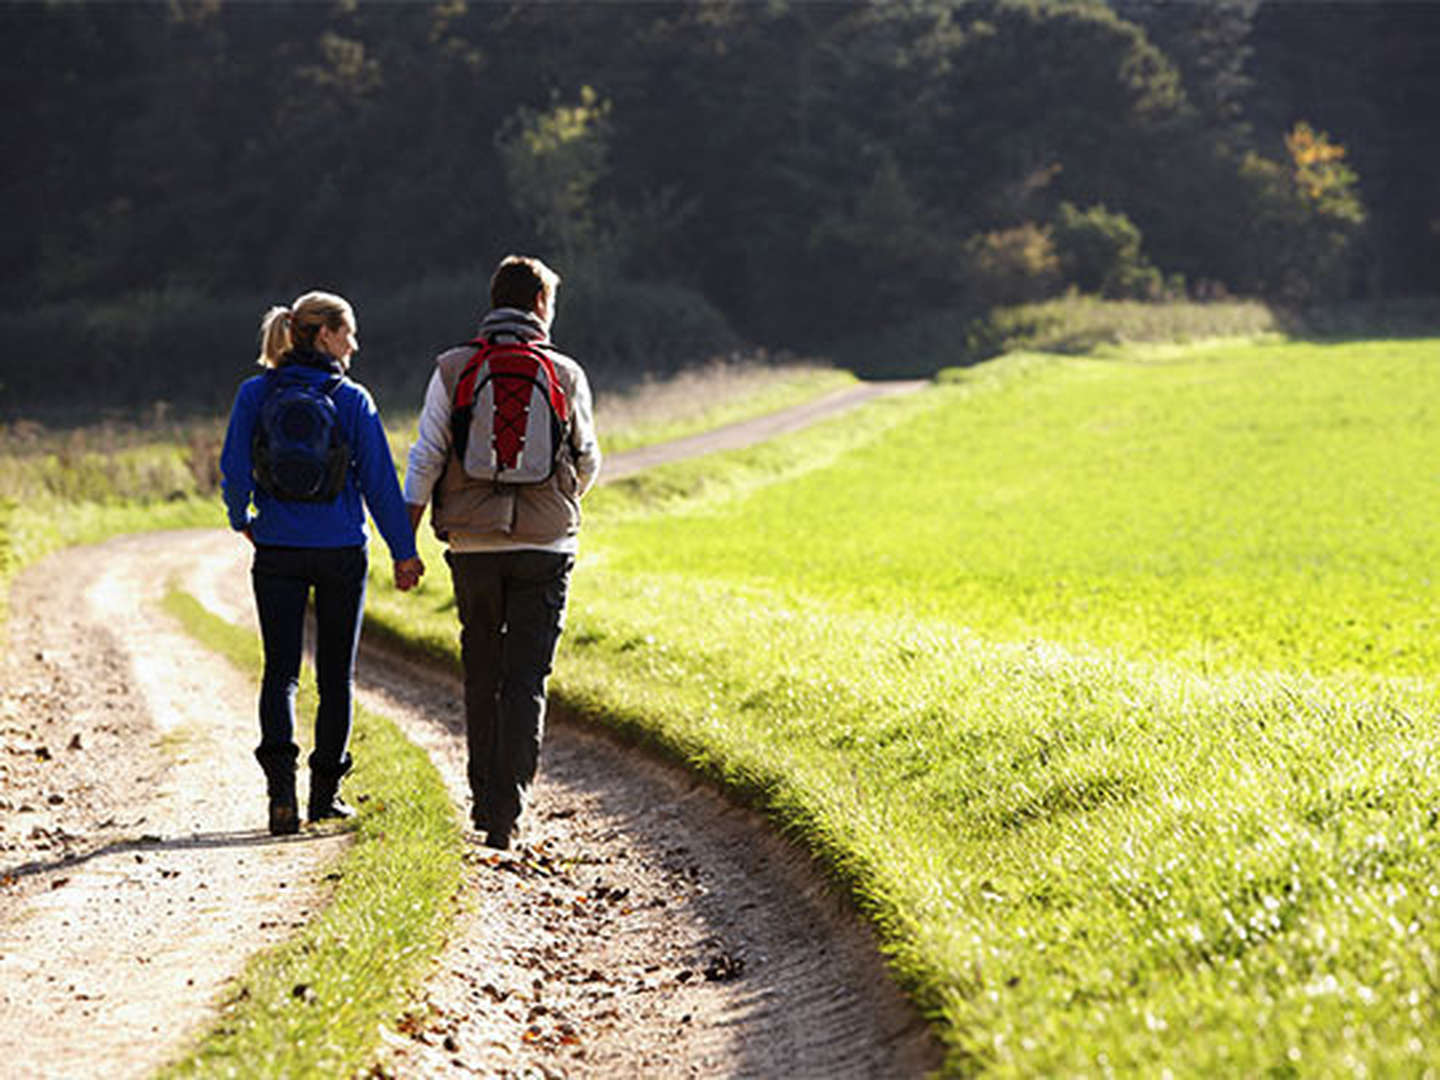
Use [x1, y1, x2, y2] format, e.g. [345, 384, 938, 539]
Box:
[394, 556, 425, 592]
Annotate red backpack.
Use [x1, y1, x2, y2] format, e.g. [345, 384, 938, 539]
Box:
[450, 337, 570, 485]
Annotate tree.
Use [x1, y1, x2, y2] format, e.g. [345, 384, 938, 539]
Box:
[1235, 123, 1366, 305]
[496, 86, 614, 265]
[808, 155, 963, 320]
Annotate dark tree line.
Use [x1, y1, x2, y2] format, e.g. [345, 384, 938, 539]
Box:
[2, 0, 1436, 411]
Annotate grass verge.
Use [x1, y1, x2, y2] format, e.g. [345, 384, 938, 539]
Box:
[0, 496, 217, 650]
[156, 589, 463, 1078]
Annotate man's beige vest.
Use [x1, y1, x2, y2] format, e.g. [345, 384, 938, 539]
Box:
[429, 346, 582, 544]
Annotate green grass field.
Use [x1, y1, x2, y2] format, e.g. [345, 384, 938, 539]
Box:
[371, 336, 1440, 1075]
[597, 339, 1440, 676]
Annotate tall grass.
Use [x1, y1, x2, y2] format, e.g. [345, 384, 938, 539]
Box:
[593, 357, 854, 454]
[831, 295, 1279, 378]
[0, 415, 225, 504]
[0, 413, 226, 637]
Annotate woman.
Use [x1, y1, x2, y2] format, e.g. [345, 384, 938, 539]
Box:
[220, 291, 424, 836]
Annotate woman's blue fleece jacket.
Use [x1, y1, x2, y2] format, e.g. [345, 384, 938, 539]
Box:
[220, 353, 417, 561]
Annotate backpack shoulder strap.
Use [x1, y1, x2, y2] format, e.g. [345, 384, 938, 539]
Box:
[452, 338, 493, 409]
[539, 351, 568, 424]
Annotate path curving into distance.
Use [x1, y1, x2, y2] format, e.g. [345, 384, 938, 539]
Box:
[0, 379, 941, 1077]
[600, 379, 928, 482]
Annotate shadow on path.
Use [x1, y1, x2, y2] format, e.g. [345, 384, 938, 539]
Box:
[1, 826, 336, 883]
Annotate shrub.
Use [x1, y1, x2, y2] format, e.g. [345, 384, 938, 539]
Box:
[827, 310, 987, 379]
[1230, 123, 1367, 307]
[1052, 202, 1166, 300]
[962, 223, 1063, 308]
[0, 287, 270, 418]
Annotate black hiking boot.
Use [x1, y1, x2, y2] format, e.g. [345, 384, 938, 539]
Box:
[307, 768, 356, 823]
[483, 814, 516, 851]
[307, 755, 355, 824]
[308, 794, 356, 823]
[307, 776, 356, 823]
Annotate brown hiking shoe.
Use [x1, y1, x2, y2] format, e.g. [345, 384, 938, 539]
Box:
[269, 798, 300, 836]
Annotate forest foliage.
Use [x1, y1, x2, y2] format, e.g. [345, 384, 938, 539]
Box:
[2, 0, 1434, 413]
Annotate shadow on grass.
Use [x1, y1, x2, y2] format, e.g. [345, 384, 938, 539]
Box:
[1277, 296, 1440, 343]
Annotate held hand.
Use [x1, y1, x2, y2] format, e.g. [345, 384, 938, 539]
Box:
[394, 556, 425, 592]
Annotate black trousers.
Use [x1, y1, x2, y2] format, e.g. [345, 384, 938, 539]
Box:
[251, 544, 367, 783]
[446, 549, 573, 832]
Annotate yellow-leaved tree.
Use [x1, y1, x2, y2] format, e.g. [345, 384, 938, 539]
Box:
[1238, 121, 1367, 305]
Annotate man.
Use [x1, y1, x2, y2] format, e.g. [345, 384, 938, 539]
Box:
[404, 255, 601, 850]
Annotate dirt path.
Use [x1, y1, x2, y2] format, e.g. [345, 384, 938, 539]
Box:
[0, 532, 348, 1079]
[601, 380, 927, 482]
[0, 381, 941, 1077]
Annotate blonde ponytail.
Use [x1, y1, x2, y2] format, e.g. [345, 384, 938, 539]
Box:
[255, 291, 355, 369]
[256, 306, 293, 368]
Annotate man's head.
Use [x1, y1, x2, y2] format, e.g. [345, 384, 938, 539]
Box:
[490, 255, 561, 329]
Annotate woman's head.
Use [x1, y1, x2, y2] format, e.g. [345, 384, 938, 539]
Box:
[257, 291, 358, 369]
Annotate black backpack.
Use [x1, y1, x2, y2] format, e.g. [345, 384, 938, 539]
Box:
[251, 374, 350, 501]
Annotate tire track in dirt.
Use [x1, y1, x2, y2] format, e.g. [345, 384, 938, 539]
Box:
[0, 532, 347, 1079]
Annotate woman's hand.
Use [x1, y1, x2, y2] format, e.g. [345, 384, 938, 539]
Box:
[394, 556, 425, 592]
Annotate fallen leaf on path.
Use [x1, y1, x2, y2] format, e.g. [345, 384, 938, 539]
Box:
[704, 953, 746, 982]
